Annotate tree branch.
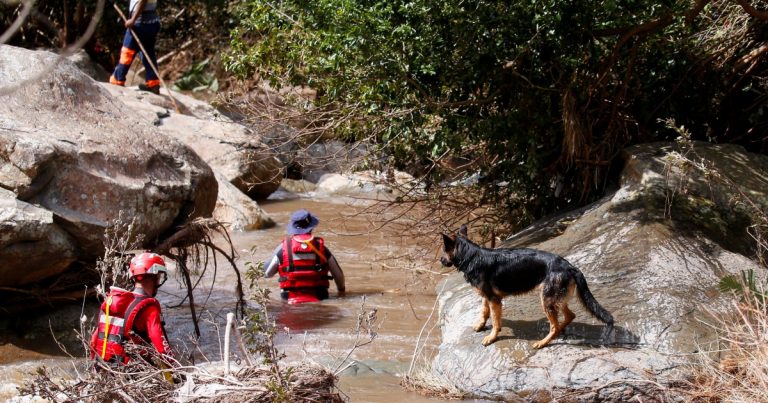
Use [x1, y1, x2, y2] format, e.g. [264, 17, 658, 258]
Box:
[594, 13, 673, 90]
[736, 42, 768, 71]
[685, 0, 711, 25]
[735, 0, 768, 20]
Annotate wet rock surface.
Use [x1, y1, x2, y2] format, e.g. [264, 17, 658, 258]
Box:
[432, 142, 767, 400]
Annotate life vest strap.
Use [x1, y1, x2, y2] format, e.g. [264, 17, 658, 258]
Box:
[300, 239, 327, 264]
[286, 237, 294, 271]
[97, 332, 124, 343]
[100, 295, 113, 359]
[279, 275, 333, 282]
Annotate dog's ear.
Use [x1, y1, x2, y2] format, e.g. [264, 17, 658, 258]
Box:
[442, 233, 455, 250]
[458, 224, 468, 238]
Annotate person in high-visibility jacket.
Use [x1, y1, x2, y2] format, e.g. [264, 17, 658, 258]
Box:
[109, 0, 162, 94]
[90, 252, 172, 364]
[264, 209, 345, 304]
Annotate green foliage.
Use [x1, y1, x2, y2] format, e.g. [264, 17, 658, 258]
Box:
[172, 58, 219, 93]
[241, 248, 292, 396]
[720, 269, 768, 308]
[242, 257, 279, 364]
[226, 0, 768, 229]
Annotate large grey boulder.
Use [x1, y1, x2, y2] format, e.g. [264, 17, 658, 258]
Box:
[623, 142, 768, 254]
[0, 45, 217, 275]
[261, 127, 372, 184]
[212, 171, 275, 231]
[100, 84, 284, 201]
[0, 188, 77, 286]
[294, 141, 372, 183]
[430, 142, 767, 400]
[66, 49, 110, 82]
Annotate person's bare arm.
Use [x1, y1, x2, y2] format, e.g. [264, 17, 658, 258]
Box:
[327, 255, 345, 295]
[264, 244, 283, 278]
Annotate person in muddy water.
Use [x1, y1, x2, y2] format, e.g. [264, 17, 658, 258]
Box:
[90, 252, 174, 367]
[264, 209, 346, 304]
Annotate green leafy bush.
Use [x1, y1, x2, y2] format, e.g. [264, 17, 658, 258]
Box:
[226, 0, 768, 231]
[172, 58, 219, 93]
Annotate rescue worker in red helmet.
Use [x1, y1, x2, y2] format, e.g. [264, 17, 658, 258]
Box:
[90, 252, 173, 365]
[264, 209, 345, 304]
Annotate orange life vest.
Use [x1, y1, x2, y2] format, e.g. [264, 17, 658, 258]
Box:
[91, 287, 160, 364]
[277, 235, 330, 290]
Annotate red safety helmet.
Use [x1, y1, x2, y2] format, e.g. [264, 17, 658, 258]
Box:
[129, 252, 168, 285]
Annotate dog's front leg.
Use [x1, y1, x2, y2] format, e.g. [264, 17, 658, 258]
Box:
[481, 299, 502, 346]
[474, 297, 490, 332]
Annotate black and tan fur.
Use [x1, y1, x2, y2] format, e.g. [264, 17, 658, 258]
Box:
[440, 225, 613, 348]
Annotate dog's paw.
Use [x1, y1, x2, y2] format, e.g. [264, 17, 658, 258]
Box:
[472, 323, 486, 332]
[532, 340, 547, 349]
[481, 335, 497, 346]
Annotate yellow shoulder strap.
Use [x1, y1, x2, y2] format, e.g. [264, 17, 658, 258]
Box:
[300, 239, 327, 264]
[100, 295, 113, 359]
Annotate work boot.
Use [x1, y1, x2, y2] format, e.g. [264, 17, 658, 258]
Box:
[109, 75, 125, 86]
[138, 83, 160, 95]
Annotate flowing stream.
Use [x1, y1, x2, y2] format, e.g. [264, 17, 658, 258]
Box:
[181, 195, 448, 402]
[0, 194, 473, 402]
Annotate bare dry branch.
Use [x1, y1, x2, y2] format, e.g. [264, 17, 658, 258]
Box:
[0, 0, 105, 96]
[0, 0, 35, 45]
[734, 0, 768, 20]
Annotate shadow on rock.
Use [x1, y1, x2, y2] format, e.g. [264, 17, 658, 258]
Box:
[489, 319, 639, 349]
[0, 301, 95, 364]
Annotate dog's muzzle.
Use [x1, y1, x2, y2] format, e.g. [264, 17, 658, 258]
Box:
[440, 256, 453, 267]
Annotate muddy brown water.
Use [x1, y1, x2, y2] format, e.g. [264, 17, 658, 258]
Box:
[0, 195, 484, 402]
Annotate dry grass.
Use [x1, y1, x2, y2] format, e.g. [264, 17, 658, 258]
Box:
[681, 291, 768, 402]
[19, 358, 341, 403]
[401, 374, 466, 401]
[661, 121, 768, 402]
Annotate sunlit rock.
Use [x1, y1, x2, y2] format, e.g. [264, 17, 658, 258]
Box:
[212, 171, 275, 231]
[315, 170, 417, 198]
[432, 142, 768, 400]
[100, 83, 284, 199]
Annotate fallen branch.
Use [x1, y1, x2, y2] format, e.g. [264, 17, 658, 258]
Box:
[152, 218, 245, 338]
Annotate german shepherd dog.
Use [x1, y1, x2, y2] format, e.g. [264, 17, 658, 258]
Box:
[440, 225, 614, 348]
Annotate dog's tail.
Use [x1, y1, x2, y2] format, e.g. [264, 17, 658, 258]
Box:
[573, 268, 614, 329]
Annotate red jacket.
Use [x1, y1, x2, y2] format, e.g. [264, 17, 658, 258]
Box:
[90, 287, 170, 363]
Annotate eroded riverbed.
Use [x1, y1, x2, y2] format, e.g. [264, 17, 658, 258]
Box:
[0, 194, 463, 402]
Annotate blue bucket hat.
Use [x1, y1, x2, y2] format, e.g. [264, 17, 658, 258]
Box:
[287, 209, 319, 235]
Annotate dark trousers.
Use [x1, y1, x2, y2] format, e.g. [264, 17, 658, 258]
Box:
[111, 19, 160, 85]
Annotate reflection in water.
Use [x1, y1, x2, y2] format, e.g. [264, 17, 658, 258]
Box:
[272, 301, 345, 332]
